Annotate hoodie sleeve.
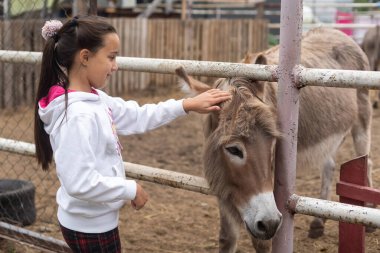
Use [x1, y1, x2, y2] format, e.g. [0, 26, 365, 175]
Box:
[53, 113, 137, 202]
[100, 91, 187, 135]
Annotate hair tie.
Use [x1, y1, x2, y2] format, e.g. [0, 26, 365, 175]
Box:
[70, 16, 79, 27]
[41, 20, 63, 41]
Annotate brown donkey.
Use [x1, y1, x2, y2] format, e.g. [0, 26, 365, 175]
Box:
[361, 26, 380, 108]
[176, 28, 372, 253]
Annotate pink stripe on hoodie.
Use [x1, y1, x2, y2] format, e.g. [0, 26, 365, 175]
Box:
[39, 85, 98, 108]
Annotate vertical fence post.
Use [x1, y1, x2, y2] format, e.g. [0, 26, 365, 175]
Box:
[337, 156, 367, 253]
[272, 0, 303, 252]
[89, 0, 97, 15]
[72, 0, 88, 16]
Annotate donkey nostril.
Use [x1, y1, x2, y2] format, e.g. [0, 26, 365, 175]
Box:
[256, 221, 267, 233]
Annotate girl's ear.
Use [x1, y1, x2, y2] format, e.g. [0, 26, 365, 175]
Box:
[79, 49, 90, 66]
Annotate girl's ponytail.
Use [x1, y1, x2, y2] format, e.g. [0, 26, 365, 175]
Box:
[34, 37, 60, 171]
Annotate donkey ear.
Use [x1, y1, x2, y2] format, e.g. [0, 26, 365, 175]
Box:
[241, 52, 267, 65]
[241, 53, 268, 97]
[175, 66, 211, 95]
[203, 111, 220, 138]
[241, 53, 254, 63]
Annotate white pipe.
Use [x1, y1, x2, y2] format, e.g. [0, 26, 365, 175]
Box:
[295, 65, 380, 90]
[124, 162, 210, 194]
[288, 194, 380, 228]
[2, 138, 380, 226]
[2, 50, 380, 90]
[0, 138, 36, 156]
[269, 23, 380, 29]
[305, 2, 380, 8]
[136, 1, 377, 9]
[0, 221, 70, 253]
[0, 51, 42, 64]
[0, 50, 277, 81]
[0, 138, 210, 195]
[115, 56, 277, 80]
[3, 0, 9, 19]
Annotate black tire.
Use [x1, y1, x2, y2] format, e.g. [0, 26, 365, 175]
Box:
[0, 179, 36, 226]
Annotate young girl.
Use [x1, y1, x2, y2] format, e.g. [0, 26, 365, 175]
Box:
[34, 16, 231, 252]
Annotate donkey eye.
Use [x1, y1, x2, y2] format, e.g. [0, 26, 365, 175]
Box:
[225, 146, 244, 159]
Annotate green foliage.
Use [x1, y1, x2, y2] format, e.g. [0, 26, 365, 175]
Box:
[268, 33, 279, 47]
[9, 0, 55, 16]
[354, 0, 370, 12]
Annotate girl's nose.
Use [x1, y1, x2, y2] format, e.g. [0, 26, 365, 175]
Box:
[112, 62, 118, 72]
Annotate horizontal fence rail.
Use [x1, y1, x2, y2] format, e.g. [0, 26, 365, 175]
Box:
[0, 221, 70, 253]
[0, 50, 277, 81]
[0, 137, 210, 195]
[2, 137, 380, 228]
[269, 23, 380, 29]
[2, 50, 380, 89]
[0, 51, 41, 64]
[288, 194, 380, 228]
[295, 66, 380, 89]
[303, 2, 380, 8]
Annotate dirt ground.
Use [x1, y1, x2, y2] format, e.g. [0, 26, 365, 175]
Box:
[1, 87, 380, 253]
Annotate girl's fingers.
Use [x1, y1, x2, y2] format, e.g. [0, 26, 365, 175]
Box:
[208, 106, 221, 111]
[209, 89, 229, 95]
[212, 94, 231, 103]
[213, 92, 232, 99]
[131, 200, 142, 210]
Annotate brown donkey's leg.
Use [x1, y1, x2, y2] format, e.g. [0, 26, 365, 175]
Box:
[309, 157, 336, 238]
[218, 201, 239, 253]
[352, 90, 375, 232]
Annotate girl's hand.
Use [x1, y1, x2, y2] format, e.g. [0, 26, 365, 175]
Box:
[183, 89, 231, 114]
[131, 183, 148, 210]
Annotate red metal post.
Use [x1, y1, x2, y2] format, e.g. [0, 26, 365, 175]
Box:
[337, 156, 367, 253]
[336, 156, 380, 252]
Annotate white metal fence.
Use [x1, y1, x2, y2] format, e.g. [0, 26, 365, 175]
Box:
[1, 50, 380, 251]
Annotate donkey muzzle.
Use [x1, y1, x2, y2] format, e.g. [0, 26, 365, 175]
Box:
[245, 215, 282, 240]
[241, 192, 282, 240]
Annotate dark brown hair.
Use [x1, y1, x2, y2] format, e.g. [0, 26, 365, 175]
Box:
[34, 15, 117, 170]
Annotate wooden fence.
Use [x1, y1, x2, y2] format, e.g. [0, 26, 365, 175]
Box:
[0, 18, 268, 108]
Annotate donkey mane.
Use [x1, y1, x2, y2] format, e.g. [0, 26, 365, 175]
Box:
[214, 77, 280, 142]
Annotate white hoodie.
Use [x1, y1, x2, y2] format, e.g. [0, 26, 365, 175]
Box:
[39, 86, 187, 233]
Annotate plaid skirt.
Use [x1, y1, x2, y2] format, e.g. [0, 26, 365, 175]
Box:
[60, 224, 121, 253]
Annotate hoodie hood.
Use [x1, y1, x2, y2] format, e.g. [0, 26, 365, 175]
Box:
[38, 85, 99, 134]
